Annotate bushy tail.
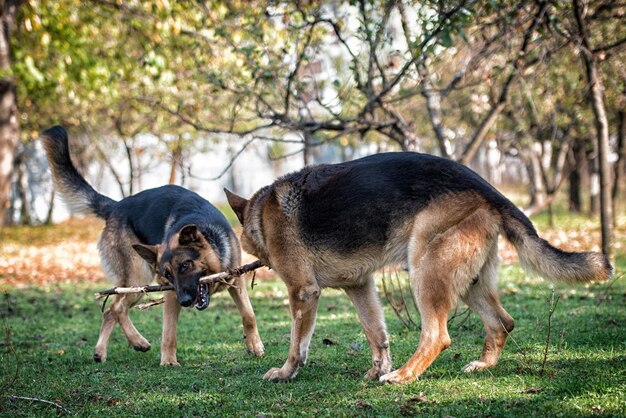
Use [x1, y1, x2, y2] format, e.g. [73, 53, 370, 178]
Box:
[40, 125, 116, 219]
[501, 205, 612, 284]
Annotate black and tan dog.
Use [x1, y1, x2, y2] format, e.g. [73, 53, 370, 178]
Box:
[225, 152, 611, 384]
[41, 126, 264, 365]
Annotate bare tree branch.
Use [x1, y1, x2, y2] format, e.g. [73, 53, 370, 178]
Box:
[459, 1, 549, 165]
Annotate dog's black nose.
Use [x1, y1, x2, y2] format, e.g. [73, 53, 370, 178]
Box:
[178, 294, 194, 307]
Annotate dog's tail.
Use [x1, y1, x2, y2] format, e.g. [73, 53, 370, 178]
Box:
[500, 203, 612, 284]
[41, 125, 116, 219]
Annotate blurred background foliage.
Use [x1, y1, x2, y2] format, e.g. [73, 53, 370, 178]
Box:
[1, 0, 624, 255]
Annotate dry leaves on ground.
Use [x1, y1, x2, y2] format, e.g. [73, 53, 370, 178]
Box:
[1, 215, 622, 286]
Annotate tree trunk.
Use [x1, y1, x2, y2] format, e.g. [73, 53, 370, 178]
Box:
[589, 150, 600, 216]
[527, 151, 547, 209]
[45, 189, 55, 225]
[568, 139, 585, 212]
[123, 139, 135, 196]
[169, 146, 182, 185]
[417, 63, 450, 158]
[573, 0, 613, 258]
[0, 0, 21, 226]
[612, 109, 625, 223]
[303, 131, 312, 166]
[15, 150, 31, 225]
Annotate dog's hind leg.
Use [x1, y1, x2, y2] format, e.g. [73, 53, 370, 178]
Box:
[343, 276, 392, 380]
[461, 240, 514, 372]
[228, 277, 265, 356]
[93, 293, 150, 361]
[379, 265, 454, 384]
[94, 307, 116, 363]
[380, 204, 500, 384]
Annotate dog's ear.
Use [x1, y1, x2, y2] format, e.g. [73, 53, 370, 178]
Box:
[224, 188, 248, 225]
[179, 224, 203, 247]
[133, 244, 159, 268]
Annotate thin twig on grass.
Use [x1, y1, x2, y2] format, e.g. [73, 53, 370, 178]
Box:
[381, 269, 418, 329]
[95, 260, 264, 297]
[5, 395, 71, 414]
[448, 306, 472, 328]
[540, 289, 560, 376]
[595, 272, 623, 307]
[136, 297, 165, 310]
[396, 271, 419, 327]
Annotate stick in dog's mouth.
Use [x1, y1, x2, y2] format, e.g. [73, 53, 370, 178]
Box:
[195, 283, 210, 310]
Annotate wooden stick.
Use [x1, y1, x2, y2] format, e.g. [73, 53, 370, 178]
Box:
[95, 260, 264, 298]
[135, 297, 166, 310]
[6, 395, 71, 414]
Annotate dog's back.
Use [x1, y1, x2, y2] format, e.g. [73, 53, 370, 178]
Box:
[114, 185, 235, 260]
[267, 152, 610, 283]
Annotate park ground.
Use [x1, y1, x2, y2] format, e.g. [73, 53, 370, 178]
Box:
[0, 208, 624, 417]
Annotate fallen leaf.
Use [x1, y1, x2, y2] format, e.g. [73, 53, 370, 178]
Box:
[350, 342, 362, 351]
[524, 386, 542, 394]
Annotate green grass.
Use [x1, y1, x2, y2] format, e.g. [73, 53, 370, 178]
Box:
[1, 256, 624, 417]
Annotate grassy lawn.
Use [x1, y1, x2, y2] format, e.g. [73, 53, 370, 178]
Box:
[0, 219, 624, 416]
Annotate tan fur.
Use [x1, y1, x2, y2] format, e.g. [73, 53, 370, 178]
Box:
[381, 193, 504, 383]
[505, 216, 610, 283]
[94, 221, 154, 362]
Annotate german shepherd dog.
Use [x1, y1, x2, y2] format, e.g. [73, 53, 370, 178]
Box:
[41, 126, 264, 365]
[225, 152, 611, 384]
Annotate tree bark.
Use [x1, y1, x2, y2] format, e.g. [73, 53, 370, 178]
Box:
[589, 150, 600, 216]
[568, 139, 584, 212]
[122, 139, 135, 196]
[0, 0, 21, 226]
[45, 189, 55, 225]
[168, 141, 182, 185]
[573, 0, 614, 258]
[417, 63, 450, 158]
[526, 149, 547, 209]
[14, 149, 31, 225]
[612, 109, 625, 222]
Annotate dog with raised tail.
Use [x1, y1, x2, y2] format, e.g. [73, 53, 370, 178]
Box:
[41, 125, 264, 365]
[225, 152, 611, 384]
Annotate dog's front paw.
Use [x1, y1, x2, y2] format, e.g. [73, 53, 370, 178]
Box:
[364, 358, 392, 380]
[248, 340, 265, 357]
[462, 360, 488, 372]
[263, 366, 297, 382]
[364, 366, 386, 380]
[160, 358, 180, 366]
[379, 369, 418, 385]
[93, 351, 107, 363]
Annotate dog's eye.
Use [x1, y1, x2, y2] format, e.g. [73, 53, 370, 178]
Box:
[179, 260, 192, 273]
